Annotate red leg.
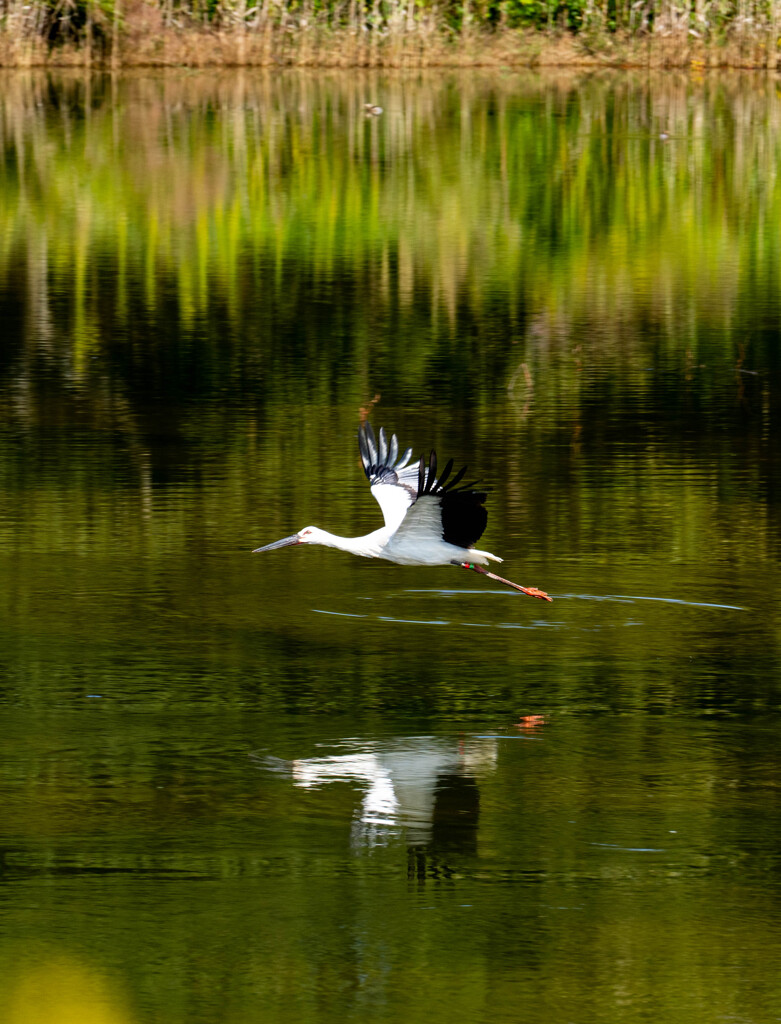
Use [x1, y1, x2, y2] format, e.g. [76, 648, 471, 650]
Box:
[461, 562, 553, 602]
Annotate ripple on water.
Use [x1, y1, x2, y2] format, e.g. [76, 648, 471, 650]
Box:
[311, 588, 744, 630]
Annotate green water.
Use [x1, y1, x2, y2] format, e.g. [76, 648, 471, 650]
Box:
[1, 69, 780, 1024]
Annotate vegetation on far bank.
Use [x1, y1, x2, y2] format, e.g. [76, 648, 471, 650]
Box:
[2, 0, 781, 67]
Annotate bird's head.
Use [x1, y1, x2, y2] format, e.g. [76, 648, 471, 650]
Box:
[252, 526, 321, 553]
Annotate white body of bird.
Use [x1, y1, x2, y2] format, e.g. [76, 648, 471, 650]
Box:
[289, 524, 500, 567]
[253, 422, 551, 600]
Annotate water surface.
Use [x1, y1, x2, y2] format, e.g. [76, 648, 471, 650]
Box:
[1, 69, 780, 1024]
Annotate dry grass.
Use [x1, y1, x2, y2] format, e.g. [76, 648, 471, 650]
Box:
[1, 0, 781, 67]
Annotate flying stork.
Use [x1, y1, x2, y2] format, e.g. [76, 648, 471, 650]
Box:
[253, 423, 552, 601]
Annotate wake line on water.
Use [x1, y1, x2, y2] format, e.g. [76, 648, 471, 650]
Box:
[313, 608, 563, 628]
[313, 609, 451, 625]
[402, 590, 746, 611]
[311, 590, 745, 626]
[571, 594, 746, 611]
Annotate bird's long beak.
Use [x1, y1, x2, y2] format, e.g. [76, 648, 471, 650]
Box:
[252, 535, 300, 553]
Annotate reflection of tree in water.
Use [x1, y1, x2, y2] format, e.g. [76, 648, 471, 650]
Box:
[4, 72, 781, 390]
[2, 234, 153, 517]
[4, 72, 781, 421]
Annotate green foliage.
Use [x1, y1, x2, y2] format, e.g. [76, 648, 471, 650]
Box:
[487, 0, 588, 31]
[35, 0, 114, 48]
[4, 0, 781, 44]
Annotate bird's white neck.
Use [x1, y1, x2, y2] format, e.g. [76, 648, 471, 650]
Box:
[304, 527, 390, 559]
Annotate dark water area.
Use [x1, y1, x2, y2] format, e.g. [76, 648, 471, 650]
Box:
[1, 70, 780, 1024]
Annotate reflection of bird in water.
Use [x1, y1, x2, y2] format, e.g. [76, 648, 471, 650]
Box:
[290, 737, 497, 849]
[253, 422, 551, 601]
[364, 104, 383, 116]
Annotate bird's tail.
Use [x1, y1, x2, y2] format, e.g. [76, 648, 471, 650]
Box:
[469, 548, 503, 564]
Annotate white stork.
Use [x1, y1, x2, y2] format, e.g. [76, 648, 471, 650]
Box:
[253, 422, 551, 601]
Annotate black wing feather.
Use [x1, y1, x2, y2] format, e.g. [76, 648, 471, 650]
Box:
[359, 422, 489, 549]
[440, 491, 488, 548]
[446, 464, 467, 490]
[416, 446, 488, 549]
[437, 458, 454, 489]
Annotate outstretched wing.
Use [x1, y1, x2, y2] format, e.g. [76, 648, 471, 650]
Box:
[399, 448, 488, 549]
[359, 423, 488, 547]
[359, 422, 420, 533]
